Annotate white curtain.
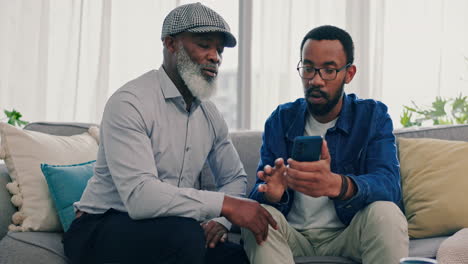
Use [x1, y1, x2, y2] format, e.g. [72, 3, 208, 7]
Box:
[249, 0, 386, 129]
[0, 0, 238, 125]
[0, 0, 178, 124]
[249, 0, 468, 129]
[380, 0, 468, 127]
[1, 0, 467, 129]
[1, 0, 112, 123]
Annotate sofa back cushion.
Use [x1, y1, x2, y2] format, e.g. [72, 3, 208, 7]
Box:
[398, 137, 468, 238]
[394, 124, 468, 141]
[199, 131, 263, 195]
[23, 122, 96, 136]
[230, 131, 263, 195]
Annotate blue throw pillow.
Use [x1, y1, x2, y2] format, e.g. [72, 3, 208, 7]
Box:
[40, 160, 95, 232]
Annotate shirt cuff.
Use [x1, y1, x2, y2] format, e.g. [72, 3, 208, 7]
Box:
[211, 217, 232, 231]
[199, 190, 225, 220]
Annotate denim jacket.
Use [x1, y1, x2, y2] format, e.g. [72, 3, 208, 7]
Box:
[249, 93, 402, 225]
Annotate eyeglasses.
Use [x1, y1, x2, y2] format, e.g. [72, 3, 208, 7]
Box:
[297, 61, 351, 81]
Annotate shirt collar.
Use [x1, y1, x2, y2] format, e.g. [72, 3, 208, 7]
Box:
[157, 66, 202, 110]
[286, 93, 353, 141]
[158, 66, 183, 99]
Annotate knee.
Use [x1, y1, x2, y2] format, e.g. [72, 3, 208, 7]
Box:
[261, 204, 291, 235]
[361, 201, 408, 232]
[261, 204, 286, 223]
[240, 204, 286, 243]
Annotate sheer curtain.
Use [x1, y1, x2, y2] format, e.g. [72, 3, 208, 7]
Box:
[0, 0, 113, 124]
[249, 0, 468, 129]
[380, 0, 468, 128]
[249, 0, 386, 130]
[0, 0, 237, 125]
[1, 1, 467, 129]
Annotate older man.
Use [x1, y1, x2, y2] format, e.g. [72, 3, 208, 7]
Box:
[63, 3, 276, 264]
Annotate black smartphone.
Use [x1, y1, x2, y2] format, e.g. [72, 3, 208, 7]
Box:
[291, 136, 323, 162]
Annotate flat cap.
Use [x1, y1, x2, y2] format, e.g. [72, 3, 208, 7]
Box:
[161, 2, 237, 47]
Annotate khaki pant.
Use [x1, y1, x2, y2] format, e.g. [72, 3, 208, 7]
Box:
[241, 201, 408, 264]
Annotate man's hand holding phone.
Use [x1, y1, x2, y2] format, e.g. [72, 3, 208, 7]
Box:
[257, 158, 288, 203]
[287, 139, 353, 199]
[258, 137, 354, 201]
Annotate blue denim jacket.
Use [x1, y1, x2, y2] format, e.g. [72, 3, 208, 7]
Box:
[249, 93, 402, 225]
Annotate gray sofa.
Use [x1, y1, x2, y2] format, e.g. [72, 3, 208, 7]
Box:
[1, 121, 467, 264]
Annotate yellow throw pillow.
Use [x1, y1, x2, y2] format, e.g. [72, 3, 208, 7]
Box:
[0, 123, 98, 232]
[398, 137, 468, 238]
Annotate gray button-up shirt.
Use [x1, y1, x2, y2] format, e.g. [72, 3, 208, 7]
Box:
[75, 67, 247, 229]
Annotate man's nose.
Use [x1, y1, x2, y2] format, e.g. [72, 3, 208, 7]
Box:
[309, 70, 325, 86]
[208, 49, 221, 64]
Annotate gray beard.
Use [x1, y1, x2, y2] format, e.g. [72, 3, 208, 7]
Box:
[176, 45, 217, 101]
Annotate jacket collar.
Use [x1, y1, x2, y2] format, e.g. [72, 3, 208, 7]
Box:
[335, 93, 353, 135]
[285, 94, 353, 141]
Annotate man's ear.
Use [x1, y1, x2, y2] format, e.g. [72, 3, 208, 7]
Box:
[163, 36, 178, 54]
[344, 64, 357, 84]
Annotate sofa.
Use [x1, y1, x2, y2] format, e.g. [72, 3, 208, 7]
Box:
[0, 121, 467, 264]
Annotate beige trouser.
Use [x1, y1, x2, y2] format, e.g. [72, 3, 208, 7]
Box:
[241, 201, 409, 264]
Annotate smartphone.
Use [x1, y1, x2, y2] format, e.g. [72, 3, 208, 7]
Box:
[291, 136, 323, 162]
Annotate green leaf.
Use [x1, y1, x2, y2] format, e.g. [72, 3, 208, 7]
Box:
[3, 109, 28, 127]
[400, 109, 412, 127]
[400, 94, 468, 128]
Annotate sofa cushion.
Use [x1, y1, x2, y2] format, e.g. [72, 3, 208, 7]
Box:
[0, 231, 67, 264]
[398, 137, 468, 238]
[41, 161, 96, 232]
[409, 236, 449, 258]
[0, 231, 358, 264]
[0, 123, 98, 232]
[0, 232, 445, 264]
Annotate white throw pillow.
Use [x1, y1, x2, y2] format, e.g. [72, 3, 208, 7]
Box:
[0, 123, 98, 232]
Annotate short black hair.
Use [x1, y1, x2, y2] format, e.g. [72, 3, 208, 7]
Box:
[300, 25, 354, 65]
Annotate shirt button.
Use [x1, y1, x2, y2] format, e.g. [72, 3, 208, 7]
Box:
[186, 147, 190, 152]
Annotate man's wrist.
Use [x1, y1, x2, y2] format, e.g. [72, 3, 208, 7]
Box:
[344, 176, 356, 200]
[329, 174, 356, 201]
[330, 174, 348, 200]
[221, 195, 234, 218]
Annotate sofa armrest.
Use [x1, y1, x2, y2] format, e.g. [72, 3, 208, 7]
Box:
[0, 163, 16, 239]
